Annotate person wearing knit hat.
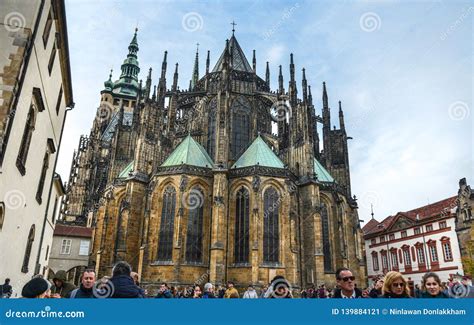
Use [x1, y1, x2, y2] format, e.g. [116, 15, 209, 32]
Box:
[22, 277, 51, 298]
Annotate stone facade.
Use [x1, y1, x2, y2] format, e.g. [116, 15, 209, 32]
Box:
[456, 178, 474, 276]
[63, 28, 366, 294]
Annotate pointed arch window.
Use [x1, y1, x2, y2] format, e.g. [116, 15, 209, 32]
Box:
[206, 98, 217, 160]
[185, 187, 205, 263]
[321, 203, 332, 272]
[263, 187, 279, 263]
[21, 225, 35, 273]
[231, 97, 251, 160]
[234, 186, 250, 264]
[157, 186, 176, 261]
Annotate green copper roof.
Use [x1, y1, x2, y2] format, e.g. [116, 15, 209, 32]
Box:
[118, 160, 134, 178]
[313, 158, 335, 183]
[161, 135, 214, 168]
[232, 135, 285, 169]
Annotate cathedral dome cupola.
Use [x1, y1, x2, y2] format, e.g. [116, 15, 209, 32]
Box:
[112, 28, 141, 97]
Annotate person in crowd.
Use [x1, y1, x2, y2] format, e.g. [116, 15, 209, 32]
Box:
[224, 281, 239, 298]
[420, 272, 449, 298]
[266, 275, 292, 298]
[382, 271, 410, 298]
[260, 285, 268, 298]
[50, 270, 76, 298]
[217, 284, 226, 298]
[109, 261, 143, 298]
[68, 269, 96, 298]
[318, 284, 328, 298]
[21, 277, 51, 298]
[155, 282, 173, 298]
[243, 284, 259, 298]
[369, 277, 384, 298]
[1, 278, 12, 298]
[202, 283, 215, 298]
[192, 285, 202, 298]
[333, 268, 363, 298]
[414, 284, 421, 298]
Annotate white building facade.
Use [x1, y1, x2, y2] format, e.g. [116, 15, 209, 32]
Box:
[0, 0, 73, 294]
[363, 197, 464, 286]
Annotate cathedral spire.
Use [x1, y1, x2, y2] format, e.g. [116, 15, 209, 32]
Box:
[289, 53, 297, 107]
[339, 100, 345, 130]
[144, 67, 152, 101]
[152, 85, 156, 102]
[265, 61, 270, 87]
[322, 81, 328, 108]
[161, 51, 168, 80]
[308, 85, 313, 106]
[302, 68, 308, 104]
[173, 63, 179, 92]
[206, 50, 210, 75]
[113, 28, 140, 96]
[252, 50, 256, 73]
[191, 43, 199, 90]
[278, 65, 284, 94]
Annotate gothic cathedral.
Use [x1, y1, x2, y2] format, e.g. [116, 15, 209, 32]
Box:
[63, 28, 367, 292]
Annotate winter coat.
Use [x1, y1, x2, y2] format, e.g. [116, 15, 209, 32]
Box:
[333, 288, 364, 298]
[243, 289, 258, 298]
[155, 290, 173, 298]
[368, 288, 381, 298]
[420, 291, 449, 298]
[202, 291, 215, 298]
[224, 287, 239, 298]
[109, 275, 144, 298]
[51, 270, 76, 298]
[382, 292, 410, 298]
[67, 284, 95, 298]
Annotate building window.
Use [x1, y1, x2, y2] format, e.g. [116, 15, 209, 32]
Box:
[429, 244, 439, 262]
[51, 196, 59, 224]
[206, 98, 216, 160]
[371, 238, 376, 245]
[426, 224, 433, 232]
[21, 225, 35, 273]
[414, 227, 421, 235]
[115, 208, 129, 252]
[321, 203, 332, 272]
[441, 238, 453, 261]
[372, 252, 379, 271]
[402, 247, 411, 266]
[60, 239, 72, 255]
[390, 250, 398, 269]
[42, 8, 53, 47]
[16, 106, 37, 175]
[0, 202, 4, 230]
[389, 234, 395, 241]
[48, 37, 57, 75]
[381, 251, 388, 271]
[234, 187, 250, 264]
[439, 221, 447, 229]
[45, 245, 49, 261]
[55, 86, 63, 115]
[157, 186, 176, 261]
[79, 240, 90, 256]
[35, 143, 52, 204]
[401, 231, 407, 238]
[263, 187, 280, 263]
[416, 245, 425, 264]
[231, 96, 251, 159]
[379, 236, 385, 243]
[185, 187, 204, 263]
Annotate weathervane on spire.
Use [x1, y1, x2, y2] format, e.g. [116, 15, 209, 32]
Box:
[196, 42, 200, 53]
[231, 20, 237, 35]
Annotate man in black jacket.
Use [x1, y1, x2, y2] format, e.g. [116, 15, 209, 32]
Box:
[109, 261, 144, 298]
[68, 269, 96, 298]
[332, 268, 363, 298]
[1, 278, 12, 298]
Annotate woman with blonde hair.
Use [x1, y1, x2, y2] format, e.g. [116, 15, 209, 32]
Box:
[382, 271, 410, 298]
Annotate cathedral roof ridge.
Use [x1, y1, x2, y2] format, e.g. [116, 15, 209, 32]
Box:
[161, 134, 214, 168]
[212, 34, 253, 73]
[231, 135, 285, 169]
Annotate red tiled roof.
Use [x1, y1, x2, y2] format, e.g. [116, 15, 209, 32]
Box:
[363, 196, 457, 237]
[54, 224, 93, 238]
[362, 218, 379, 234]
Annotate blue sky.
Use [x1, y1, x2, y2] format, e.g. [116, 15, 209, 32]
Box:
[58, 0, 473, 224]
